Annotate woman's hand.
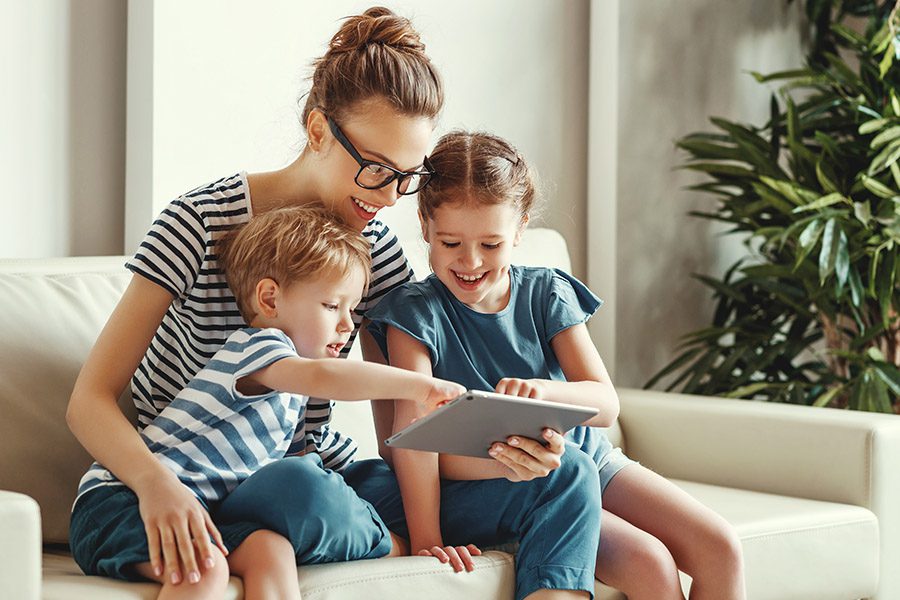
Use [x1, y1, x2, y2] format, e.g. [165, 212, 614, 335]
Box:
[135, 471, 228, 585]
[417, 544, 482, 572]
[489, 428, 566, 482]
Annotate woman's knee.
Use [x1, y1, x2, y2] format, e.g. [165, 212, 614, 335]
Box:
[684, 518, 744, 578]
[623, 537, 681, 596]
[229, 530, 295, 573]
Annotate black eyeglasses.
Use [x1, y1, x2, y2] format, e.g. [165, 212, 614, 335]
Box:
[327, 117, 434, 196]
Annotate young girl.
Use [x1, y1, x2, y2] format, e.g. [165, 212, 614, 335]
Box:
[366, 131, 747, 600]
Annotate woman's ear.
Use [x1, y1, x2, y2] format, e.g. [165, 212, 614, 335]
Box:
[254, 278, 280, 318]
[306, 108, 328, 154]
[513, 213, 530, 246]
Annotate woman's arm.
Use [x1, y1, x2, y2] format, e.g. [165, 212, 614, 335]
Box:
[358, 326, 396, 464]
[66, 274, 226, 585]
[495, 322, 619, 427]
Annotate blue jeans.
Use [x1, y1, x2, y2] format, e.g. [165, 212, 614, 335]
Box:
[344, 447, 603, 600]
[70, 454, 392, 581]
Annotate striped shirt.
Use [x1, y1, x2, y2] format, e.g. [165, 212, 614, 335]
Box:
[75, 173, 413, 505]
[77, 328, 308, 504]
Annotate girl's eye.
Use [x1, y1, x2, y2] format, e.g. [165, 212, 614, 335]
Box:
[441, 241, 460, 248]
[322, 303, 339, 311]
[482, 243, 502, 250]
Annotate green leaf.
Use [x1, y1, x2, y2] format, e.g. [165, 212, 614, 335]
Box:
[644, 347, 703, 390]
[874, 363, 900, 397]
[796, 219, 825, 267]
[872, 126, 900, 149]
[815, 161, 840, 193]
[849, 266, 864, 307]
[819, 218, 840, 284]
[853, 201, 872, 225]
[835, 228, 850, 290]
[813, 384, 844, 407]
[793, 192, 847, 213]
[892, 90, 900, 118]
[877, 249, 897, 327]
[867, 347, 887, 362]
[860, 173, 897, 198]
[879, 45, 895, 79]
[868, 140, 900, 175]
[860, 118, 890, 135]
[750, 69, 812, 83]
[682, 162, 757, 179]
[891, 162, 900, 190]
[724, 382, 772, 398]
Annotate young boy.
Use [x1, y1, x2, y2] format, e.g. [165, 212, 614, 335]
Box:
[69, 206, 464, 600]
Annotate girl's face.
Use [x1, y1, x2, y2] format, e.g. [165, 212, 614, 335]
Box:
[422, 200, 525, 313]
[312, 99, 433, 231]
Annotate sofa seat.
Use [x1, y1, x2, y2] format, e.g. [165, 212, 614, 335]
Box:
[38, 478, 877, 600]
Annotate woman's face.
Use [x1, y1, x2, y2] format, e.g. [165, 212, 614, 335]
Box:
[314, 99, 433, 231]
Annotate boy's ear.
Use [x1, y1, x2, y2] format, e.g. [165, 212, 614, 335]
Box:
[254, 278, 280, 318]
[513, 213, 530, 245]
[306, 108, 328, 154]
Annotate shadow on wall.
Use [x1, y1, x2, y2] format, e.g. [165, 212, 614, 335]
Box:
[615, 0, 803, 388]
[67, 1, 126, 256]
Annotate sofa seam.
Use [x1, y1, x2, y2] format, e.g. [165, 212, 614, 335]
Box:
[739, 517, 877, 542]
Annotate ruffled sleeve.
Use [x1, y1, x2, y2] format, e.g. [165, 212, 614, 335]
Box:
[365, 281, 441, 366]
[544, 269, 603, 340]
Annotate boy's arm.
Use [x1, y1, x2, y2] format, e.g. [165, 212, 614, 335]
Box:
[240, 352, 463, 407]
[498, 322, 619, 427]
[385, 326, 445, 553]
[357, 325, 397, 465]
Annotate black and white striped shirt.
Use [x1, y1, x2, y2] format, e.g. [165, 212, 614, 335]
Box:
[124, 172, 413, 472]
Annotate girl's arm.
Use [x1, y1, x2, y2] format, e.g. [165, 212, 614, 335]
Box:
[66, 274, 226, 585]
[495, 322, 619, 428]
[239, 351, 464, 407]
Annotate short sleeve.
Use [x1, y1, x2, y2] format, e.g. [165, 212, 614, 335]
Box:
[125, 197, 208, 298]
[227, 329, 299, 400]
[365, 283, 440, 366]
[355, 222, 415, 317]
[544, 269, 603, 340]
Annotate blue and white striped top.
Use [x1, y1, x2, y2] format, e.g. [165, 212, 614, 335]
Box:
[77, 328, 307, 505]
[74, 173, 413, 507]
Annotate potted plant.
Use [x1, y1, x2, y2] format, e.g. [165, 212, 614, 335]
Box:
[648, 0, 900, 412]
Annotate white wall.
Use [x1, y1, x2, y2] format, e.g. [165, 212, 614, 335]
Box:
[127, 0, 590, 280]
[1, 0, 126, 258]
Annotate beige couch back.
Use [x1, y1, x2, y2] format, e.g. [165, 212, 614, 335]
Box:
[0, 227, 622, 545]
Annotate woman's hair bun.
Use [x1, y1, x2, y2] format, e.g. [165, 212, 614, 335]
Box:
[328, 6, 425, 55]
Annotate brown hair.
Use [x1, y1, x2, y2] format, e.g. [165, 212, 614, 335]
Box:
[301, 7, 443, 126]
[218, 206, 372, 323]
[418, 131, 539, 221]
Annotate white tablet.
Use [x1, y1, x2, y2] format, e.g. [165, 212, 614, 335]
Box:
[384, 390, 598, 458]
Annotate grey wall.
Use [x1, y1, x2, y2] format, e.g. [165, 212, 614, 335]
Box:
[1, 1, 126, 258]
[614, 0, 804, 387]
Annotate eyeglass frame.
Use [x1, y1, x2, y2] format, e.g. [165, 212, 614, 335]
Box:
[326, 116, 435, 196]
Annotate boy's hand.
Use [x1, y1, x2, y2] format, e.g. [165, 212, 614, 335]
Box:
[136, 470, 228, 585]
[423, 379, 466, 410]
[417, 543, 482, 572]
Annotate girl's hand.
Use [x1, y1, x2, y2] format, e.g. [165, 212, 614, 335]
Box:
[494, 377, 545, 399]
[489, 428, 566, 482]
[136, 471, 228, 585]
[417, 544, 482, 572]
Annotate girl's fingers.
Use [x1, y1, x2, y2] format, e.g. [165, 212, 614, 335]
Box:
[428, 546, 450, 564]
[443, 545, 464, 572]
[456, 545, 475, 572]
[467, 544, 482, 556]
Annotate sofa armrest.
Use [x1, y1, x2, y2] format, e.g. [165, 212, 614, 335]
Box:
[618, 387, 900, 599]
[0, 491, 41, 600]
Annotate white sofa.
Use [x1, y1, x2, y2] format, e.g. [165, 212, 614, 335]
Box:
[1, 225, 898, 600]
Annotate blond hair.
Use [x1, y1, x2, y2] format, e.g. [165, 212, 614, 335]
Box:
[218, 206, 371, 322]
[418, 131, 539, 221]
[301, 6, 443, 126]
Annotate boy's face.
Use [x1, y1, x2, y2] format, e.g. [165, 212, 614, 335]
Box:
[273, 265, 367, 358]
[422, 200, 524, 314]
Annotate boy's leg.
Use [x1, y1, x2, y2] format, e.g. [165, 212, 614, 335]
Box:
[133, 547, 229, 600]
[226, 530, 301, 600]
[602, 464, 746, 600]
[214, 454, 393, 564]
[345, 451, 602, 600]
